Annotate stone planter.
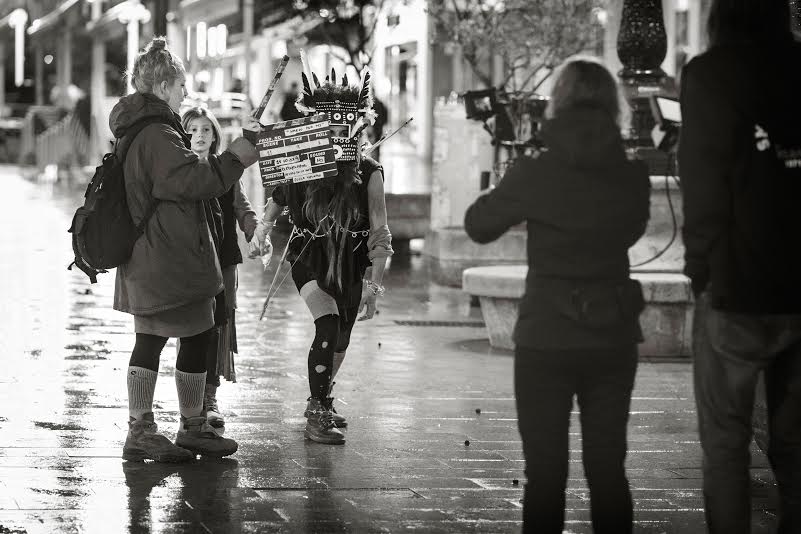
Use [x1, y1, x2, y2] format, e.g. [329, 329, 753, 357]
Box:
[462, 265, 693, 357]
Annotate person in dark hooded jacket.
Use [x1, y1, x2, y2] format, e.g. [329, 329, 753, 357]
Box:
[111, 37, 259, 463]
[679, 2, 801, 532]
[465, 57, 650, 534]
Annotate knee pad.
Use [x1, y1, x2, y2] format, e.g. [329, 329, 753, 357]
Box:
[313, 314, 340, 350]
[300, 281, 339, 320]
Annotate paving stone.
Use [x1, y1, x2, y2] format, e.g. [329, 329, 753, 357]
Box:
[0, 167, 783, 532]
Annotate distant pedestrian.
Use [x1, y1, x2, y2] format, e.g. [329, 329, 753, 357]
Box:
[112, 37, 258, 462]
[252, 64, 393, 445]
[464, 57, 650, 534]
[181, 106, 259, 434]
[678, 1, 801, 532]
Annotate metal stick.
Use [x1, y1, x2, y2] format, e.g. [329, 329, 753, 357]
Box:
[259, 234, 292, 321]
[362, 117, 414, 156]
[252, 55, 290, 125]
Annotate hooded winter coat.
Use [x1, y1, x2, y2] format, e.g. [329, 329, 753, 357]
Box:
[465, 107, 651, 349]
[110, 92, 248, 316]
[679, 41, 801, 313]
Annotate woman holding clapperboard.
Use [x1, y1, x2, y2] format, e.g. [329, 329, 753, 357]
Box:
[250, 54, 393, 444]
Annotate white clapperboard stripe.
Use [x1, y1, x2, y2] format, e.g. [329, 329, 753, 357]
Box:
[256, 113, 339, 187]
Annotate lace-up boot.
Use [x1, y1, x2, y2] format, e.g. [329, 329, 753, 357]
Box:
[203, 384, 224, 430]
[175, 416, 238, 457]
[304, 406, 346, 444]
[122, 413, 194, 463]
[305, 396, 347, 428]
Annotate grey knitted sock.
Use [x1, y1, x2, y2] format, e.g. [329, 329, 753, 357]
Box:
[127, 366, 158, 420]
[175, 370, 206, 419]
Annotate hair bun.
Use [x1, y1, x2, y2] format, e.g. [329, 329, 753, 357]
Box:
[149, 37, 168, 51]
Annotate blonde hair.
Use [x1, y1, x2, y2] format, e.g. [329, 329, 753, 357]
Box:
[545, 56, 630, 129]
[181, 107, 224, 155]
[129, 37, 185, 94]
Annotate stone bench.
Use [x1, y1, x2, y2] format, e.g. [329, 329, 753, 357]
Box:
[462, 265, 694, 356]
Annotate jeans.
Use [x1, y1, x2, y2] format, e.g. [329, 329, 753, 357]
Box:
[693, 294, 801, 534]
[514, 345, 638, 534]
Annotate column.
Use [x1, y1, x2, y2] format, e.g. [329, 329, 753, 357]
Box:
[420, 7, 433, 161]
[687, 0, 703, 60]
[90, 0, 107, 157]
[91, 38, 106, 157]
[0, 42, 5, 114]
[127, 18, 139, 94]
[34, 43, 44, 105]
[663, 0, 676, 77]
[56, 28, 74, 107]
[603, 0, 623, 75]
[243, 0, 254, 100]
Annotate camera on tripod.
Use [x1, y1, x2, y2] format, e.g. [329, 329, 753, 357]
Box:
[462, 88, 549, 150]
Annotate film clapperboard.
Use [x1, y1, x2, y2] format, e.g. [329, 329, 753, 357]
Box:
[256, 113, 338, 187]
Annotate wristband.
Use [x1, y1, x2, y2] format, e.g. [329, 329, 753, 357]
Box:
[366, 280, 385, 297]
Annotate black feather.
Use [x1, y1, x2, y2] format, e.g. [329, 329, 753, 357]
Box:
[358, 70, 372, 107]
[331, 68, 336, 84]
[342, 73, 349, 86]
[312, 73, 321, 88]
[301, 73, 313, 95]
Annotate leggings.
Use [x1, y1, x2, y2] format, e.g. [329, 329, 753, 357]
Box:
[130, 329, 213, 373]
[299, 280, 359, 400]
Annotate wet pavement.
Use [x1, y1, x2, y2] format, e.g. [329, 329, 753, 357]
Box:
[0, 164, 780, 533]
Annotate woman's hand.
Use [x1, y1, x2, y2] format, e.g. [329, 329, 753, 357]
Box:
[358, 291, 378, 321]
[243, 212, 258, 242]
[358, 280, 384, 321]
[248, 221, 273, 260]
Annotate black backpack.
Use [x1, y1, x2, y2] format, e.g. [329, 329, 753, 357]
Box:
[68, 117, 165, 283]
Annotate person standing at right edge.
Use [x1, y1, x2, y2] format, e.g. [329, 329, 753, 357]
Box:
[678, 2, 801, 532]
[112, 37, 259, 462]
[465, 57, 650, 534]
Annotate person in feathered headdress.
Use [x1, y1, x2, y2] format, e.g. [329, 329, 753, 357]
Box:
[252, 54, 393, 445]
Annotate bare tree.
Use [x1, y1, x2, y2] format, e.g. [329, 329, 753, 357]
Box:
[291, 0, 387, 70]
[428, 0, 605, 93]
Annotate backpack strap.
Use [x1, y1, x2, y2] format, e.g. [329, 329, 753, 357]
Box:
[114, 116, 174, 235]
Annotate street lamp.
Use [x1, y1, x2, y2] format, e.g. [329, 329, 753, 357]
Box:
[616, 0, 672, 169]
[8, 8, 28, 87]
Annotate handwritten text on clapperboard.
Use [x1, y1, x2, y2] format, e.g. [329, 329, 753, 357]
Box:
[256, 114, 338, 187]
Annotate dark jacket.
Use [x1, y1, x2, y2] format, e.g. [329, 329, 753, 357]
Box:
[110, 93, 247, 315]
[216, 180, 256, 269]
[678, 42, 801, 313]
[465, 107, 651, 349]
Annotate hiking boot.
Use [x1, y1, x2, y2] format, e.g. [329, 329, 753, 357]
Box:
[305, 407, 345, 444]
[304, 397, 347, 428]
[175, 416, 238, 457]
[122, 413, 194, 463]
[204, 384, 224, 430]
[326, 381, 348, 428]
[323, 397, 347, 427]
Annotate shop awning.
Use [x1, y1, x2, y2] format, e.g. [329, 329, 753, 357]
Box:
[26, 0, 81, 37]
[85, 0, 150, 40]
[179, 0, 238, 27]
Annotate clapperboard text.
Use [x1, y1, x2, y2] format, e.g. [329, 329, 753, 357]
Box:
[256, 113, 339, 187]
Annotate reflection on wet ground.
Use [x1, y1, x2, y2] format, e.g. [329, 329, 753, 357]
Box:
[0, 166, 779, 533]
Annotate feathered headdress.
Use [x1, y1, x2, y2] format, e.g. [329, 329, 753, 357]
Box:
[295, 50, 376, 161]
